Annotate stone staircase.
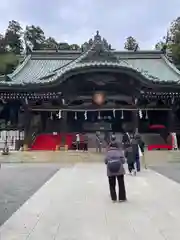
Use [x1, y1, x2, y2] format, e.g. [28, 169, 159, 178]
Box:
[86, 133, 123, 148]
[86, 133, 166, 148]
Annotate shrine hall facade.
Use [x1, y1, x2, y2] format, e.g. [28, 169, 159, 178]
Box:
[0, 31, 180, 148]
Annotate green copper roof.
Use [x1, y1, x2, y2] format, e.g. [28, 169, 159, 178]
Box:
[0, 31, 180, 86]
[7, 58, 71, 85]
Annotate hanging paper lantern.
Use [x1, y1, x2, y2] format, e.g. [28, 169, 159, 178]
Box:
[139, 110, 143, 119]
[121, 110, 124, 119]
[84, 111, 87, 120]
[74, 112, 77, 120]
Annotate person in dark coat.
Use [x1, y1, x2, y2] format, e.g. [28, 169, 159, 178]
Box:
[104, 142, 127, 202]
[135, 134, 146, 168]
[107, 134, 122, 150]
[104, 131, 110, 147]
[83, 133, 88, 151]
[125, 145, 136, 175]
[111, 132, 116, 141]
[135, 134, 145, 153]
[131, 138, 141, 172]
[122, 131, 131, 149]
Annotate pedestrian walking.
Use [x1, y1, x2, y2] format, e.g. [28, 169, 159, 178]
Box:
[104, 142, 127, 202]
[122, 131, 131, 150]
[125, 145, 136, 175]
[135, 134, 146, 169]
[131, 138, 141, 172]
[75, 133, 80, 151]
[83, 133, 88, 152]
[104, 131, 110, 147]
[96, 131, 102, 153]
[111, 132, 116, 141]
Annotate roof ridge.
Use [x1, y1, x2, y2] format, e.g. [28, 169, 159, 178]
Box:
[161, 54, 180, 77]
[50, 31, 117, 74]
[51, 39, 96, 73]
[7, 55, 31, 79]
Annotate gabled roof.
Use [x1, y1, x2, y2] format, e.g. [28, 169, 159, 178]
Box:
[0, 31, 180, 87]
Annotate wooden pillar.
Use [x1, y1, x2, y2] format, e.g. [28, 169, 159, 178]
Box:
[132, 109, 139, 135]
[23, 109, 32, 150]
[59, 111, 67, 147]
[168, 109, 175, 133]
[60, 111, 67, 133]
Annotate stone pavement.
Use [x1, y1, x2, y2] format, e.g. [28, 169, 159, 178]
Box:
[0, 163, 180, 239]
[0, 164, 60, 226]
[0, 150, 179, 165]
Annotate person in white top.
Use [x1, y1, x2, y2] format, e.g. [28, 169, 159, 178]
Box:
[76, 133, 80, 151]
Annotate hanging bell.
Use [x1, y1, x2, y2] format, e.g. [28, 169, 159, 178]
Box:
[113, 109, 116, 118]
[74, 112, 77, 120]
[98, 111, 101, 120]
[121, 110, 124, 119]
[145, 110, 148, 119]
[84, 111, 87, 120]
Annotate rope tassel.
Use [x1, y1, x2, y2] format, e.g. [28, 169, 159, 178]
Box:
[113, 109, 116, 118]
[74, 112, 77, 120]
[57, 110, 62, 119]
[98, 111, 101, 120]
[121, 110, 124, 119]
[139, 110, 143, 119]
[84, 111, 87, 120]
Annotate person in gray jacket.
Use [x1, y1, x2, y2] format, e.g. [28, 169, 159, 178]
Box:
[104, 142, 127, 202]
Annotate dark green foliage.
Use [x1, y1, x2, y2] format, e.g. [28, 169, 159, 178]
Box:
[24, 25, 46, 50]
[0, 20, 81, 75]
[155, 17, 180, 67]
[124, 36, 139, 51]
[5, 20, 23, 54]
[0, 53, 19, 76]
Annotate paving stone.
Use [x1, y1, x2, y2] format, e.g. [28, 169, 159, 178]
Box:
[0, 162, 180, 239]
[0, 163, 60, 226]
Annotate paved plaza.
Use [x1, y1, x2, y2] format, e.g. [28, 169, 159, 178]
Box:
[0, 164, 60, 227]
[0, 153, 180, 239]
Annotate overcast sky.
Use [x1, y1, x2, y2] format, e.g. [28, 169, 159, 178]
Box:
[0, 0, 180, 50]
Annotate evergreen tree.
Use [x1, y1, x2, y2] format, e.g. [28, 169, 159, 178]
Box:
[5, 20, 23, 54]
[124, 36, 139, 51]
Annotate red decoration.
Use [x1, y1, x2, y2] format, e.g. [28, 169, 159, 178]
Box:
[149, 124, 165, 129]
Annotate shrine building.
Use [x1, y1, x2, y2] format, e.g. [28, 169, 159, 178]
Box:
[0, 31, 180, 150]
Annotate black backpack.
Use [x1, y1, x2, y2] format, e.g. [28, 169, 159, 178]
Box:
[107, 157, 121, 173]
